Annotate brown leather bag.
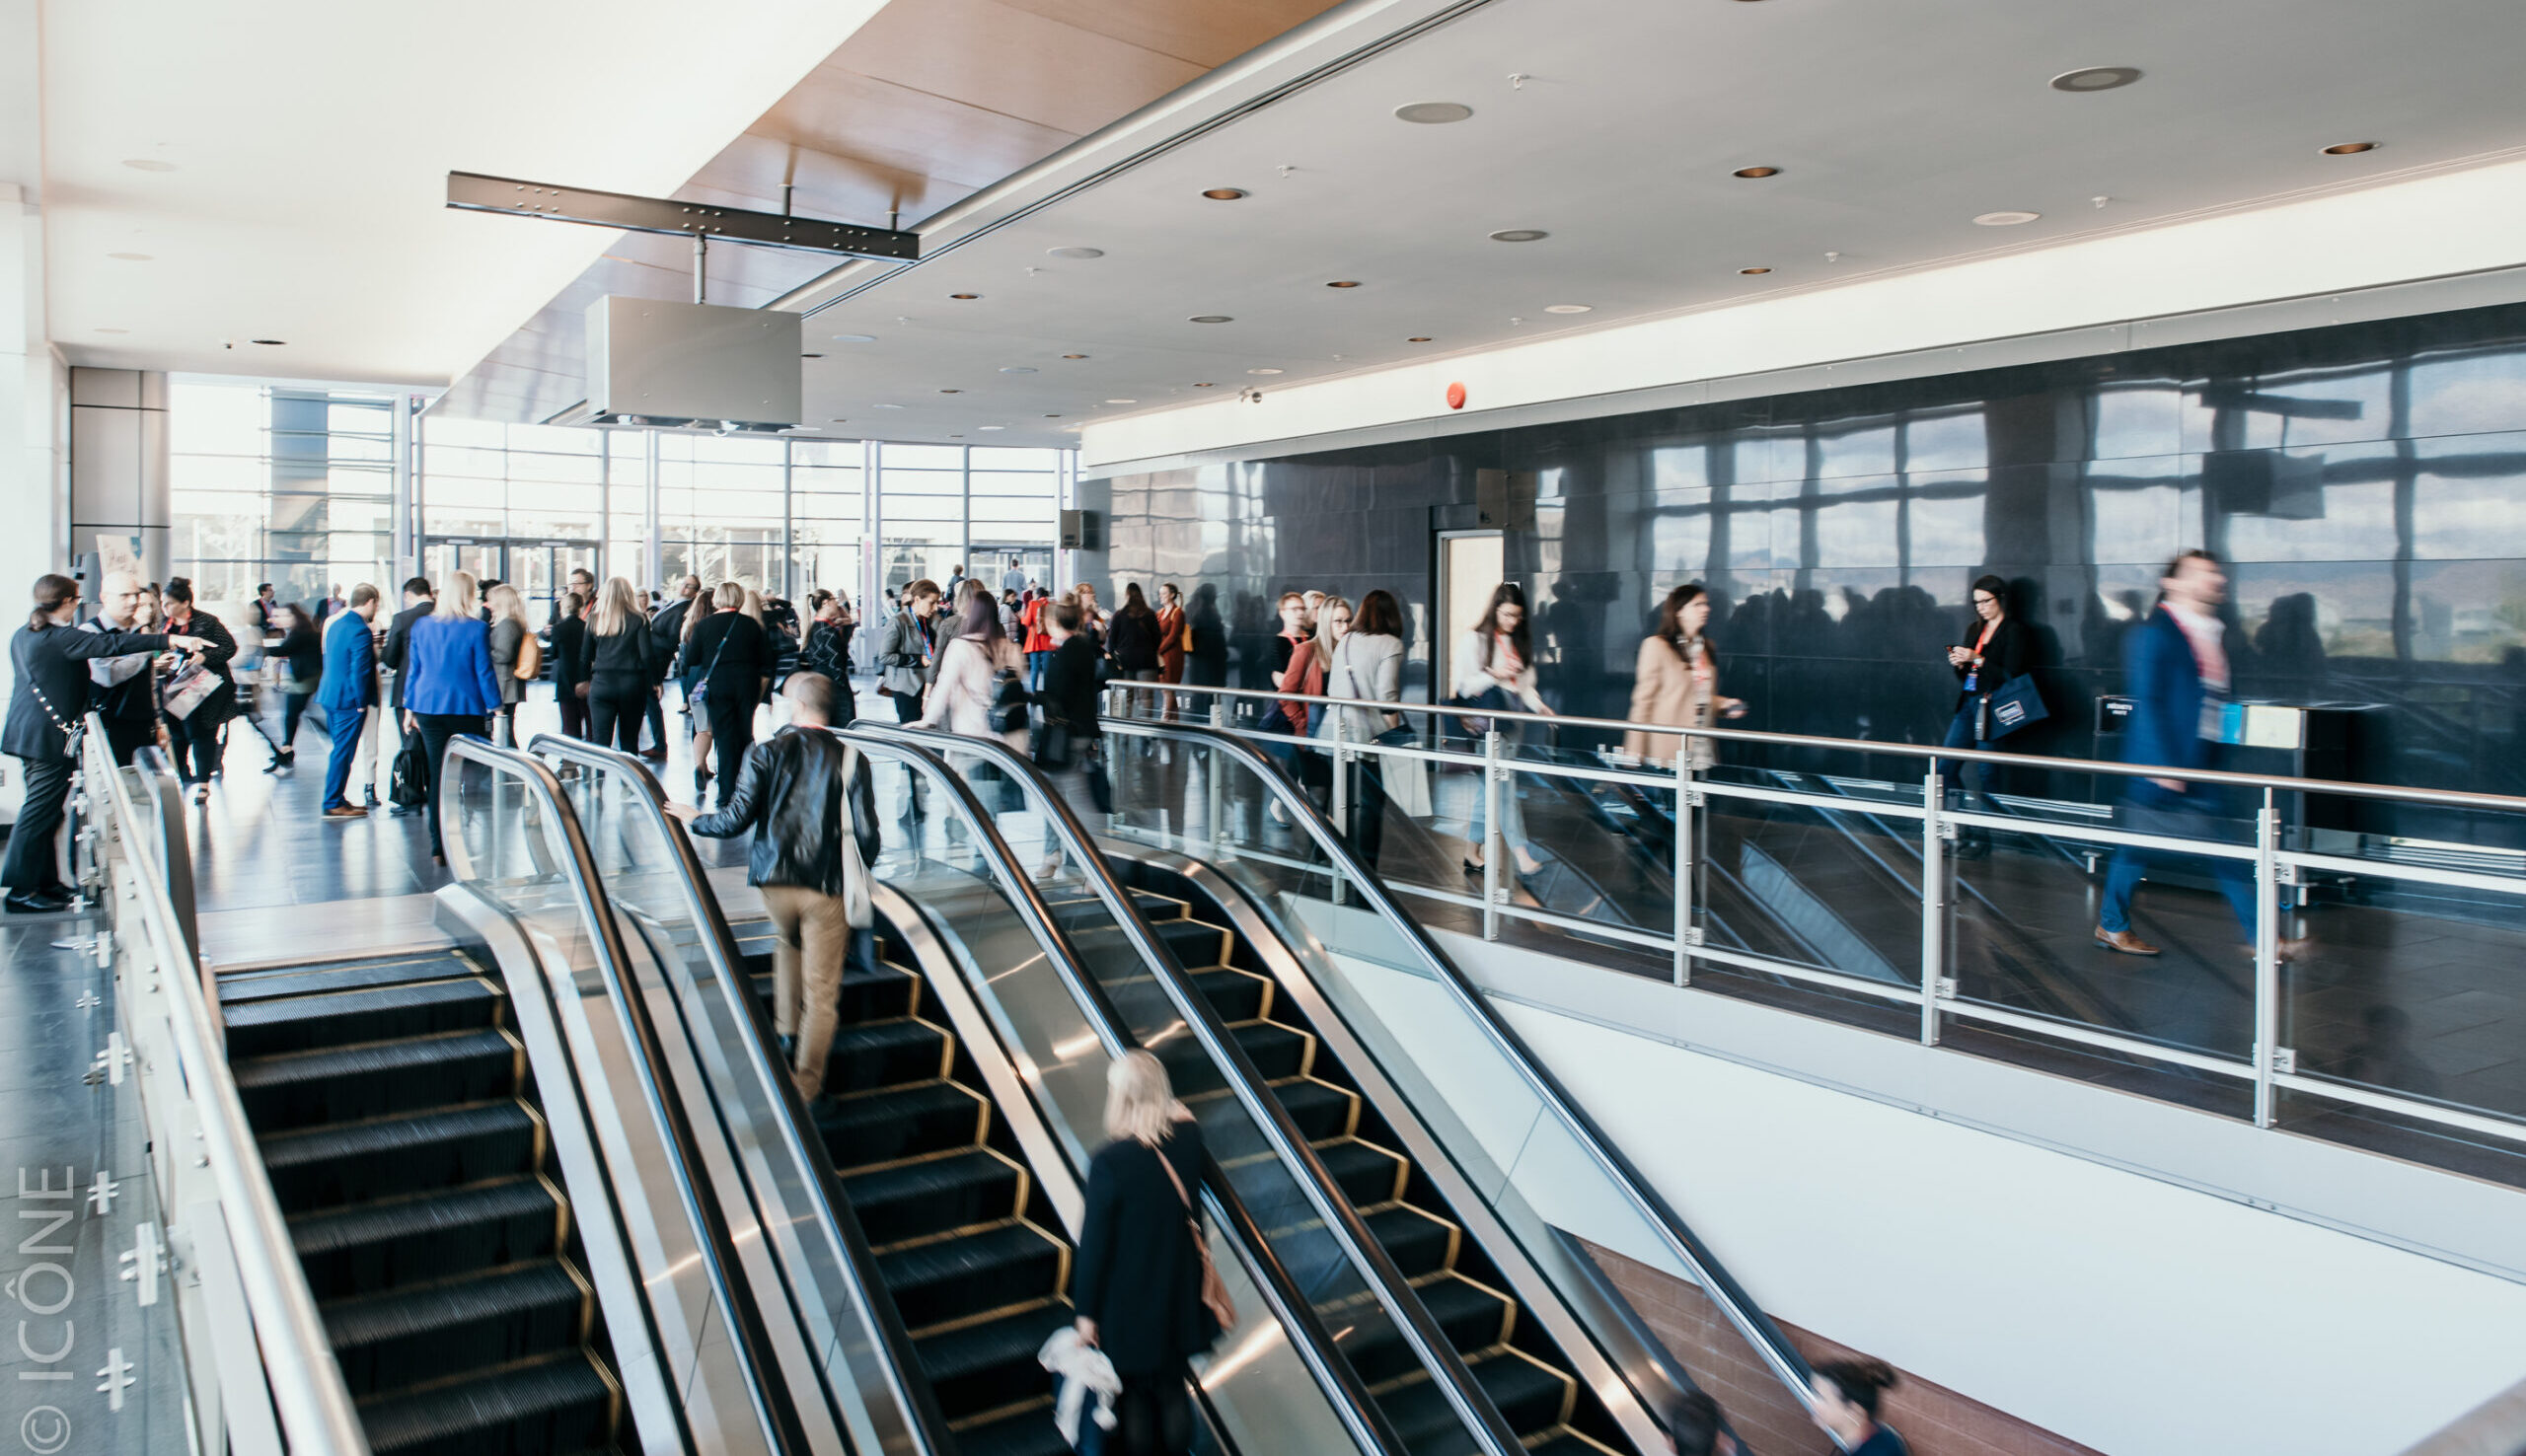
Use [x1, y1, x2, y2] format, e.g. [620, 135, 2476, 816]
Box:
[1154, 1146, 1236, 1335]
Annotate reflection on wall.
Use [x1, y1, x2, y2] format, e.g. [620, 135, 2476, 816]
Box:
[1090, 302, 2526, 823]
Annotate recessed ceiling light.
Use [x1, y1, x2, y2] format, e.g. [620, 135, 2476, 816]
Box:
[1044, 414, 1062, 418]
[873, 402, 904, 408]
[1105, 399, 1138, 404]
[1326, 280, 1363, 288]
[950, 434, 964, 439]
[938, 388, 962, 394]
[948, 293, 981, 300]
[1488, 229, 1548, 243]
[831, 333, 876, 343]
[1972, 210, 2042, 226]
[250, 338, 286, 345]
[1192, 383, 1217, 388]
[2322, 141, 2379, 156]
[800, 353, 824, 359]
[1407, 336, 1434, 342]
[829, 417, 851, 423]
[1047, 247, 1105, 259]
[1000, 366, 1037, 374]
[1394, 102, 1474, 124]
[1061, 353, 1089, 360]
[1543, 304, 1592, 314]
[2049, 66, 2142, 93]
[1738, 267, 1772, 275]
[978, 425, 1005, 431]
[1249, 368, 1284, 375]
[1732, 166, 1781, 179]
[120, 158, 176, 172]
[94, 328, 128, 334]
[107, 253, 152, 261]
[1202, 188, 1248, 201]
[1190, 315, 1233, 324]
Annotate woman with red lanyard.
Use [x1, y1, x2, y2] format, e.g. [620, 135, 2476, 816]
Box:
[1622, 583, 1744, 770]
[1939, 574, 2029, 858]
[1450, 583, 1551, 879]
[1020, 588, 1056, 694]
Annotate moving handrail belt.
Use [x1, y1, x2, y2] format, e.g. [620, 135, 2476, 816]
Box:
[439, 737, 810, 1455]
[1090, 709, 1823, 1412]
[853, 721, 1535, 1456]
[527, 731, 954, 1456]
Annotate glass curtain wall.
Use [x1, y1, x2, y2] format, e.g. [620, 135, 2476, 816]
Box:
[169, 380, 398, 611]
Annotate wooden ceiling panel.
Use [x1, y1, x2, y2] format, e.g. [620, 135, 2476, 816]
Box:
[836, 0, 1210, 137]
[746, 66, 1077, 197]
[990, 0, 1348, 68]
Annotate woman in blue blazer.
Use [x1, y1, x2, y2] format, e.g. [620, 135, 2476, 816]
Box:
[400, 570, 501, 862]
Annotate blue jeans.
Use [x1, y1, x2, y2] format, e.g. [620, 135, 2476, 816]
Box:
[2098, 793, 2259, 937]
[1025, 650, 1051, 693]
[322, 706, 366, 810]
[1935, 698, 1984, 801]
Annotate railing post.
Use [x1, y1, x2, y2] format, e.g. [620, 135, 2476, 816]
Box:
[1920, 765, 1945, 1046]
[1482, 729, 1503, 942]
[2254, 787, 2280, 1128]
[1328, 709, 1349, 907]
[1672, 744, 1694, 987]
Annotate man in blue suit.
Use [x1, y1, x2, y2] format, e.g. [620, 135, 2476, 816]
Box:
[317, 584, 382, 819]
[2096, 550, 2302, 959]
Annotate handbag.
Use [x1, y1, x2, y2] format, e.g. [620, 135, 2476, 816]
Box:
[162, 662, 220, 721]
[1036, 719, 1077, 772]
[513, 631, 542, 681]
[1983, 673, 2049, 739]
[686, 627, 734, 709]
[1153, 1145, 1235, 1337]
[390, 729, 430, 809]
[987, 664, 1030, 734]
[25, 680, 83, 762]
[1445, 686, 1514, 738]
[1084, 752, 1112, 814]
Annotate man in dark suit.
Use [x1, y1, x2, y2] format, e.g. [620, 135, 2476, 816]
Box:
[379, 576, 433, 814]
[642, 575, 700, 761]
[317, 584, 381, 818]
[2095, 550, 2302, 959]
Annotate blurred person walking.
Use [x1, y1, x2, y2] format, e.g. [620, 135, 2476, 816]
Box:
[684, 582, 776, 808]
[317, 584, 381, 819]
[1033, 597, 1105, 871]
[551, 589, 590, 740]
[1320, 589, 1406, 867]
[672, 672, 879, 1098]
[918, 587, 1027, 758]
[484, 582, 533, 746]
[1621, 583, 1745, 771]
[879, 579, 943, 725]
[269, 603, 324, 770]
[644, 574, 701, 761]
[1452, 583, 1551, 879]
[573, 577, 657, 754]
[1107, 584, 1163, 684]
[1811, 1359, 1909, 1456]
[402, 570, 501, 866]
[1938, 575, 2033, 858]
[159, 578, 239, 803]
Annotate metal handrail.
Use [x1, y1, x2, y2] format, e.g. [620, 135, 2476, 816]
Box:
[440, 737, 806, 1456]
[850, 723, 1524, 1456]
[1106, 679, 2526, 815]
[828, 726, 1409, 1456]
[81, 716, 371, 1455]
[527, 732, 952, 1456]
[1095, 716, 1822, 1413]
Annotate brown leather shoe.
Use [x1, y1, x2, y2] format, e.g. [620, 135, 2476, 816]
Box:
[2095, 927, 2162, 956]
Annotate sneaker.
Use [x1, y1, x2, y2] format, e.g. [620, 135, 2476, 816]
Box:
[323, 805, 368, 820]
[4, 890, 70, 914]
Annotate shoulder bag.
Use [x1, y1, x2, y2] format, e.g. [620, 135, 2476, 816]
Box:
[513, 630, 543, 681]
[1982, 673, 2049, 739]
[1152, 1143, 1236, 1337]
[25, 678, 83, 762]
[686, 626, 734, 709]
[390, 729, 430, 809]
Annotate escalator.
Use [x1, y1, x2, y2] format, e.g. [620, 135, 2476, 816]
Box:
[223, 951, 625, 1453]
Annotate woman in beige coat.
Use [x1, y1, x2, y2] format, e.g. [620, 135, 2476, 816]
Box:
[1622, 583, 1744, 769]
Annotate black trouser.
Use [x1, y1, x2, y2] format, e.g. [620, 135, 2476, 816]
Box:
[557, 685, 588, 741]
[1112, 1371, 1193, 1456]
[1349, 758, 1390, 869]
[588, 686, 647, 753]
[413, 712, 488, 857]
[101, 714, 154, 767]
[281, 692, 315, 748]
[493, 701, 518, 746]
[644, 692, 666, 750]
[705, 696, 756, 805]
[891, 688, 924, 724]
[3, 755, 73, 894]
[889, 689, 927, 813]
[167, 710, 222, 784]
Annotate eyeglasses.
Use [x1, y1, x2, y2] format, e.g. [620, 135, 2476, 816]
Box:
[1972, 596, 1999, 607]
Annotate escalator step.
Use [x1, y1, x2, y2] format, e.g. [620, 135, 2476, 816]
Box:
[953, 1401, 1075, 1456]
[223, 977, 502, 1059]
[261, 1101, 540, 1209]
[291, 1176, 559, 1300]
[914, 1300, 1071, 1420]
[740, 959, 920, 1023]
[221, 954, 481, 1004]
[1313, 1137, 1408, 1206]
[879, 1221, 1068, 1332]
[1332, 1275, 1515, 1385]
[842, 1148, 1025, 1248]
[1152, 917, 1231, 966]
[1270, 1077, 1359, 1142]
[1190, 964, 1272, 1022]
[816, 1080, 988, 1167]
[1527, 1430, 1623, 1456]
[355, 1347, 615, 1456]
[1364, 1203, 1458, 1279]
[1228, 1020, 1313, 1080]
[821, 1017, 951, 1094]
[1043, 890, 1185, 927]
[1377, 1348, 1573, 1452]
[325, 1260, 587, 1395]
[235, 1029, 520, 1130]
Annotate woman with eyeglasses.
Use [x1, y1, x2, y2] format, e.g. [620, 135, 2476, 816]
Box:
[1939, 575, 2031, 858]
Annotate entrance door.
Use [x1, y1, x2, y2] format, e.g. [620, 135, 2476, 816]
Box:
[421, 538, 600, 622]
[1436, 530, 1504, 702]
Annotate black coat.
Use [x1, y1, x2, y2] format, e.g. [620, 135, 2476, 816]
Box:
[1073, 1121, 1215, 1377]
[1040, 635, 1103, 739]
[82, 616, 162, 741]
[8, 621, 170, 761]
[572, 620, 651, 692]
[1106, 610, 1161, 675]
[1953, 615, 2033, 701]
[162, 609, 239, 727]
[685, 611, 775, 712]
[649, 598, 694, 680]
[687, 727, 879, 895]
[381, 600, 433, 708]
[550, 617, 589, 689]
[276, 622, 323, 693]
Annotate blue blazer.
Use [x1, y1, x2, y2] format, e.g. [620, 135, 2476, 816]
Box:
[402, 615, 501, 717]
[2120, 606, 2221, 805]
[315, 612, 377, 712]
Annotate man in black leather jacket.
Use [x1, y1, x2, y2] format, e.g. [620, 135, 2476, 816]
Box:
[671, 671, 878, 1098]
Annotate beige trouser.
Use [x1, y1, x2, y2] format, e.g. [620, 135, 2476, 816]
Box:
[761, 884, 852, 1098]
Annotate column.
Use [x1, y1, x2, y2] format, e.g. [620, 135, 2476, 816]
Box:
[68, 367, 171, 586]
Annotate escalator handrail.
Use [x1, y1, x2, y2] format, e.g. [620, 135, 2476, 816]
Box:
[829, 726, 1407, 1456]
[850, 723, 1525, 1456]
[527, 734, 954, 1456]
[1100, 718, 1821, 1411]
[441, 737, 808, 1456]
[83, 718, 373, 1456]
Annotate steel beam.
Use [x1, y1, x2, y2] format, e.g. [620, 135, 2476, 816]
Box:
[446, 172, 920, 261]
